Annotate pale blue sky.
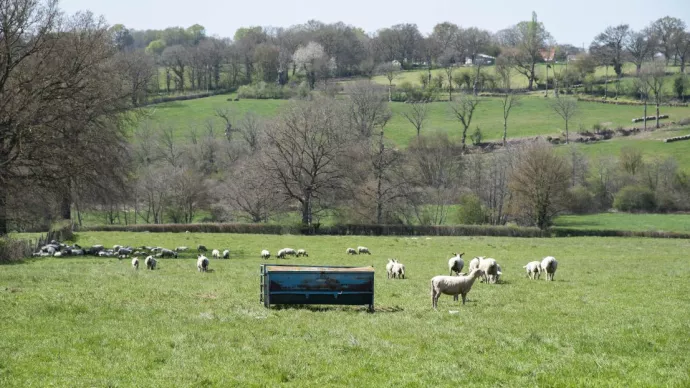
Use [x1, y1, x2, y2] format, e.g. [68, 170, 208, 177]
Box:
[60, 0, 689, 45]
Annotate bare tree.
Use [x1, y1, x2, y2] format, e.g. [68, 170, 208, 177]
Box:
[449, 93, 481, 151]
[345, 80, 391, 138]
[643, 61, 667, 128]
[438, 50, 459, 100]
[376, 62, 401, 102]
[402, 102, 429, 138]
[500, 12, 552, 91]
[626, 28, 657, 75]
[496, 60, 520, 146]
[634, 73, 653, 130]
[237, 112, 264, 153]
[225, 156, 282, 222]
[550, 96, 579, 144]
[157, 126, 184, 167]
[263, 98, 356, 226]
[509, 141, 570, 229]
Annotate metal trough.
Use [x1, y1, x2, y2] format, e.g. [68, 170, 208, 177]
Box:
[260, 264, 375, 311]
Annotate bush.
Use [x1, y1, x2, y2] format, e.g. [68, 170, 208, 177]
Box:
[470, 126, 483, 145]
[0, 237, 32, 263]
[613, 185, 657, 212]
[567, 185, 597, 214]
[237, 82, 290, 99]
[456, 194, 486, 225]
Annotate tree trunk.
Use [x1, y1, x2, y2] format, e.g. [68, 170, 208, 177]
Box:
[636, 63, 641, 76]
[604, 66, 608, 100]
[528, 62, 536, 91]
[0, 184, 7, 235]
[643, 100, 648, 130]
[656, 101, 660, 129]
[544, 65, 549, 97]
[503, 118, 508, 146]
[301, 190, 312, 226]
[473, 65, 480, 96]
[388, 82, 392, 102]
[461, 126, 468, 151]
[60, 181, 71, 221]
[565, 120, 569, 144]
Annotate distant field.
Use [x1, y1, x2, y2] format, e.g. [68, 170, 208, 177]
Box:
[554, 212, 690, 233]
[1, 232, 688, 386]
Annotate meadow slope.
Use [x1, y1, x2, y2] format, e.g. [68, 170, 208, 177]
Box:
[1, 233, 689, 386]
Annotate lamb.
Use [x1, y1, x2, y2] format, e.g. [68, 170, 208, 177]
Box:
[391, 260, 405, 279]
[346, 248, 358, 255]
[197, 255, 209, 272]
[175, 246, 189, 252]
[296, 249, 308, 257]
[145, 256, 157, 270]
[468, 256, 484, 272]
[212, 249, 220, 259]
[448, 253, 465, 276]
[357, 246, 371, 255]
[386, 259, 396, 279]
[222, 250, 230, 259]
[431, 269, 485, 309]
[197, 245, 208, 253]
[132, 257, 139, 270]
[540, 256, 558, 281]
[478, 258, 500, 284]
[523, 261, 542, 280]
[261, 250, 270, 259]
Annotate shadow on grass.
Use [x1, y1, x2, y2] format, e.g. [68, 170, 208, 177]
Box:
[270, 304, 404, 313]
[0, 259, 33, 266]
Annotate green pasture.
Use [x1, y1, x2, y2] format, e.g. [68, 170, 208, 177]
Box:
[554, 213, 690, 233]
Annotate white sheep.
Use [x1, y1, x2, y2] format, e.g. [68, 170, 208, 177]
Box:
[357, 246, 371, 255]
[448, 253, 465, 276]
[431, 269, 485, 309]
[261, 250, 270, 259]
[468, 256, 484, 272]
[478, 258, 500, 284]
[277, 248, 296, 259]
[523, 261, 542, 280]
[132, 257, 139, 270]
[145, 256, 157, 270]
[175, 246, 189, 252]
[222, 250, 230, 259]
[391, 260, 405, 279]
[296, 249, 308, 257]
[212, 249, 220, 259]
[386, 259, 396, 279]
[197, 255, 209, 272]
[541, 256, 558, 281]
[346, 248, 358, 255]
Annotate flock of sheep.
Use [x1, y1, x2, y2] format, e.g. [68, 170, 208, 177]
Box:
[35, 240, 558, 310]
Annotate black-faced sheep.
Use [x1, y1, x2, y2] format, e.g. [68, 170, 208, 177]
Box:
[431, 269, 485, 309]
[145, 256, 157, 270]
[448, 253, 465, 276]
[197, 245, 208, 253]
[346, 248, 358, 255]
[357, 246, 371, 255]
[296, 249, 308, 257]
[391, 260, 405, 279]
[197, 255, 209, 272]
[261, 250, 270, 259]
[222, 250, 230, 259]
[132, 257, 139, 270]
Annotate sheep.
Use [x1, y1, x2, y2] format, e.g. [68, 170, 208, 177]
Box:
[448, 253, 465, 276]
[113, 245, 122, 251]
[54, 251, 62, 257]
[386, 259, 396, 279]
[431, 269, 485, 309]
[175, 246, 189, 252]
[261, 250, 270, 259]
[145, 256, 157, 270]
[197, 255, 209, 272]
[468, 256, 484, 272]
[357, 246, 371, 255]
[391, 260, 405, 279]
[212, 249, 220, 259]
[496, 264, 503, 283]
[478, 258, 500, 284]
[346, 248, 358, 255]
[197, 245, 208, 253]
[222, 250, 230, 259]
[277, 248, 296, 259]
[118, 247, 133, 256]
[296, 249, 308, 257]
[160, 249, 177, 258]
[132, 257, 139, 270]
[523, 261, 542, 280]
[541, 256, 558, 281]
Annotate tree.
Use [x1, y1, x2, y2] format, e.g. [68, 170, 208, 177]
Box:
[676, 31, 690, 73]
[449, 93, 481, 151]
[376, 62, 402, 102]
[375, 24, 423, 68]
[344, 81, 391, 138]
[263, 98, 356, 226]
[162, 45, 188, 91]
[589, 42, 614, 99]
[643, 61, 667, 128]
[550, 97, 579, 144]
[438, 50, 459, 100]
[592, 25, 630, 78]
[496, 59, 520, 146]
[634, 72, 653, 130]
[501, 12, 552, 90]
[402, 102, 429, 138]
[293, 41, 330, 89]
[225, 156, 281, 222]
[463, 27, 492, 96]
[509, 141, 570, 229]
[626, 28, 656, 75]
[652, 17, 686, 66]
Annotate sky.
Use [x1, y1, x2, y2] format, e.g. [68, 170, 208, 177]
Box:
[60, 0, 690, 46]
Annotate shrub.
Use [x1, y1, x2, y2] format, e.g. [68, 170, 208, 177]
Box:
[470, 126, 483, 145]
[237, 82, 290, 99]
[567, 185, 597, 214]
[456, 193, 486, 225]
[613, 185, 657, 212]
[673, 74, 686, 100]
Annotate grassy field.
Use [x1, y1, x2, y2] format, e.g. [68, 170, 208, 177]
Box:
[1, 232, 689, 386]
[554, 213, 690, 233]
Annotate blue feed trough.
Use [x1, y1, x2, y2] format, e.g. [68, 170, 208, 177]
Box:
[260, 264, 375, 311]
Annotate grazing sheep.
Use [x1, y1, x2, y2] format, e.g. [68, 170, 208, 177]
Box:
[212, 249, 220, 259]
[54, 252, 62, 257]
[222, 250, 230, 259]
[132, 257, 139, 270]
[346, 248, 358, 255]
[197, 245, 208, 253]
[478, 258, 500, 284]
[357, 246, 371, 255]
[468, 256, 484, 272]
[278, 248, 296, 259]
[541, 256, 558, 281]
[386, 259, 396, 279]
[391, 260, 405, 279]
[431, 269, 485, 309]
[448, 253, 465, 276]
[118, 247, 133, 256]
[145, 256, 157, 270]
[113, 245, 122, 251]
[197, 255, 209, 272]
[160, 249, 177, 258]
[523, 261, 542, 280]
[176, 246, 189, 252]
[296, 249, 308, 257]
[261, 250, 270, 259]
